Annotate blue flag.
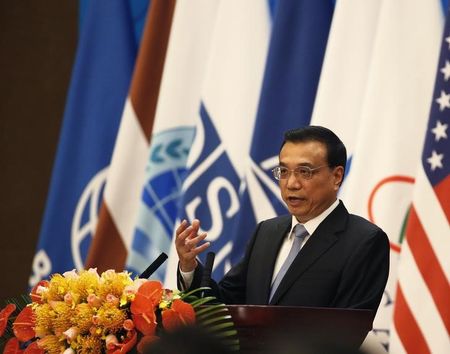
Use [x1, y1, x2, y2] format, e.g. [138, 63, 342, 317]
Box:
[29, 1, 147, 287]
[230, 0, 334, 266]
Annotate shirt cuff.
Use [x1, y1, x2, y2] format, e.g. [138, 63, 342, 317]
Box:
[179, 267, 195, 290]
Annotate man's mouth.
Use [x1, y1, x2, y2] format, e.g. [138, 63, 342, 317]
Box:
[287, 196, 305, 204]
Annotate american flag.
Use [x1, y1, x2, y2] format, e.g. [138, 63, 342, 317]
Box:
[390, 8, 450, 354]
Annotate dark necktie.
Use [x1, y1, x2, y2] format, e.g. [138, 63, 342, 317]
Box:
[269, 224, 308, 301]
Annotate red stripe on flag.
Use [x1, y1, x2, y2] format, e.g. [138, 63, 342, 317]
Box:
[434, 175, 450, 224]
[130, 0, 176, 140]
[85, 204, 127, 272]
[393, 285, 431, 354]
[406, 206, 450, 333]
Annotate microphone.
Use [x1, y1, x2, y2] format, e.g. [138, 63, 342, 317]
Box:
[200, 252, 215, 296]
[139, 252, 168, 279]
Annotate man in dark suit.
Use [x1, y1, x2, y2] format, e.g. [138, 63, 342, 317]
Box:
[175, 126, 389, 312]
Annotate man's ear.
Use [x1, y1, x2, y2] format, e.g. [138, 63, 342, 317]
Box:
[333, 166, 344, 190]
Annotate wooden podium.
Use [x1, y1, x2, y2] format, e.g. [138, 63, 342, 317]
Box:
[226, 305, 374, 353]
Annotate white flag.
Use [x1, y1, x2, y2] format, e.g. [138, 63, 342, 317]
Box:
[125, 0, 220, 280]
[340, 0, 443, 348]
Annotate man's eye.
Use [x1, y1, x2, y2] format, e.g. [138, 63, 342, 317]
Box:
[298, 168, 309, 176]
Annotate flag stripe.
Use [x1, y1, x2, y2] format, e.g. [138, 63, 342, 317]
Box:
[85, 0, 176, 273]
[389, 325, 407, 354]
[407, 207, 450, 333]
[130, 0, 176, 139]
[413, 166, 450, 280]
[397, 240, 449, 352]
[88, 204, 127, 270]
[435, 175, 450, 222]
[393, 285, 431, 354]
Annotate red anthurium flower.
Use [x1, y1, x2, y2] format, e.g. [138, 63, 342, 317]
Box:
[106, 329, 138, 354]
[130, 281, 162, 336]
[23, 341, 45, 354]
[136, 335, 159, 354]
[0, 303, 16, 337]
[3, 337, 23, 354]
[132, 311, 157, 336]
[30, 280, 49, 304]
[161, 299, 195, 332]
[130, 281, 163, 315]
[13, 307, 35, 342]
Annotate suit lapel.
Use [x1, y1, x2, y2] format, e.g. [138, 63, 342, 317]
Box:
[269, 202, 348, 304]
[257, 216, 291, 303]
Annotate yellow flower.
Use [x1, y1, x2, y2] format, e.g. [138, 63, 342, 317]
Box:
[73, 303, 96, 334]
[95, 302, 127, 334]
[38, 334, 66, 354]
[34, 303, 55, 337]
[97, 270, 133, 300]
[45, 274, 70, 301]
[71, 270, 101, 301]
[76, 334, 103, 354]
[159, 300, 170, 310]
[50, 301, 74, 336]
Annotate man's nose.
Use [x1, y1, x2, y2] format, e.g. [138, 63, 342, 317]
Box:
[286, 171, 301, 188]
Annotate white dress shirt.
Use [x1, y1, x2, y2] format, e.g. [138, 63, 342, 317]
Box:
[271, 198, 339, 283]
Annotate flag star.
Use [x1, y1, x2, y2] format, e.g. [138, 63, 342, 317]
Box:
[440, 60, 450, 81]
[431, 120, 448, 141]
[427, 150, 444, 171]
[446, 36, 450, 49]
[435, 90, 450, 111]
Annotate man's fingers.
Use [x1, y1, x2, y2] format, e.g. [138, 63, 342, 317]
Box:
[175, 220, 189, 238]
[175, 220, 209, 263]
[184, 232, 207, 248]
[176, 224, 196, 244]
[191, 219, 200, 231]
[191, 241, 210, 255]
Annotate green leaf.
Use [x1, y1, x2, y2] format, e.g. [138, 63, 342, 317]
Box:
[184, 291, 239, 352]
[189, 296, 217, 308]
[210, 329, 239, 338]
[203, 321, 235, 332]
[195, 303, 227, 316]
[199, 314, 232, 326]
[180, 287, 211, 299]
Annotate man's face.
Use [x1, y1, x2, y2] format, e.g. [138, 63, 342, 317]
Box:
[278, 140, 343, 223]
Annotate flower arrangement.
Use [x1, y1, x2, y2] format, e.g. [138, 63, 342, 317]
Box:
[0, 269, 238, 354]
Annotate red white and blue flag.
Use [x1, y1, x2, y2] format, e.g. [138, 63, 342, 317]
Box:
[390, 7, 450, 353]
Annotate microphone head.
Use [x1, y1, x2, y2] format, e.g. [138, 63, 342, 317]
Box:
[200, 252, 216, 290]
[205, 251, 215, 265]
[139, 252, 168, 279]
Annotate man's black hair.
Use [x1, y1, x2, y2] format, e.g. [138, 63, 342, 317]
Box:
[281, 125, 347, 177]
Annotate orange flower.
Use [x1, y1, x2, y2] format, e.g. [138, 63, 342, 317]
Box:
[3, 337, 22, 354]
[13, 307, 35, 342]
[161, 299, 195, 332]
[0, 303, 16, 337]
[130, 281, 163, 336]
[23, 341, 44, 354]
[130, 281, 163, 314]
[106, 329, 137, 354]
[136, 335, 159, 354]
[132, 310, 157, 336]
[3, 338, 43, 354]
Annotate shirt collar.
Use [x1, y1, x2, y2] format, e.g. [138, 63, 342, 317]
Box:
[289, 199, 340, 239]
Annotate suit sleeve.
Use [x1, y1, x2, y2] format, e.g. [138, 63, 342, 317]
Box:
[332, 228, 390, 311]
[177, 222, 262, 304]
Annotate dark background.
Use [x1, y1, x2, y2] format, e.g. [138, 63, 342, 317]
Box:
[0, 1, 77, 300]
